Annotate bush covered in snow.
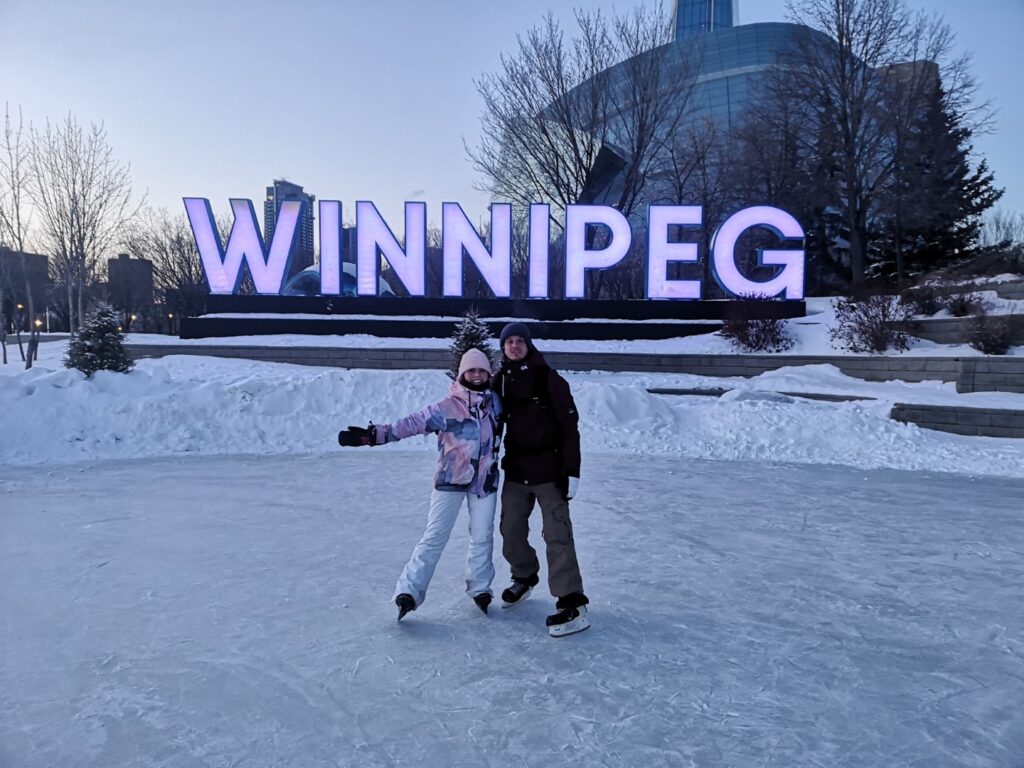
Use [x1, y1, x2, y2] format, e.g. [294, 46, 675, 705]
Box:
[899, 283, 943, 316]
[447, 307, 496, 379]
[719, 296, 795, 353]
[942, 288, 983, 317]
[64, 303, 134, 378]
[967, 310, 1013, 355]
[829, 294, 914, 353]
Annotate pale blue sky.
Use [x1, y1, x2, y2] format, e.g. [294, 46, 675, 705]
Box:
[1, 0, 1021, 231]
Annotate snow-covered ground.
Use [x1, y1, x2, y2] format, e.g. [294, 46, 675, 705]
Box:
[2, 339, 1024, 766]
[2, 452, 1023, 767]
[2, 341, 1023, 475]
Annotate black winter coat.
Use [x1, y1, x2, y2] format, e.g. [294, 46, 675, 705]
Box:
[495, 348, 581, 485]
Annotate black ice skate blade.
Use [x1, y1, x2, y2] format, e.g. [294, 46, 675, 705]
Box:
[397, 608, 414, 622]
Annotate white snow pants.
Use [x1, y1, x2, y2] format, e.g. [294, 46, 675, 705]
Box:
[393, 488, 497, 608]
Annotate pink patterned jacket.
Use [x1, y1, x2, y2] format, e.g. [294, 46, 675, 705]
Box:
[375, 381, 502, 497]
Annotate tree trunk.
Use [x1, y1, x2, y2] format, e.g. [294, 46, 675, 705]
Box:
[24, 332, 37, 370]
[848, 226, 866, 291]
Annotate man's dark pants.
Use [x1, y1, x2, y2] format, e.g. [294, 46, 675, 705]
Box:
[500, 479, 584, 597]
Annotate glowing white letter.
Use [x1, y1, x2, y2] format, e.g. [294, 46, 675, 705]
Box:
[356, 201, 426, 296]
[712, 206, 805, 299]
[565, 205, 631, 299]
[184, 197, 299, 295]
[319, 200, 342, 295]
[529, 204, 550, 299]
[647, 206, 702, 299]
[442, 203, 511, 298]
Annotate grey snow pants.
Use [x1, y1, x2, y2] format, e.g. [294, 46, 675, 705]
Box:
[500, 479, 584, 598]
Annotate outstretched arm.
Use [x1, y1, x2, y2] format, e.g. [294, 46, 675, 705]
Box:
[375, 399, 449, 444]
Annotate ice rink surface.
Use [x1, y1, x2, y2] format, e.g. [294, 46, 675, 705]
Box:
[3, 452, 1022, 767]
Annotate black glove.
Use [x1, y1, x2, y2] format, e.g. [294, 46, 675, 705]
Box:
[338, 424, 377, 447]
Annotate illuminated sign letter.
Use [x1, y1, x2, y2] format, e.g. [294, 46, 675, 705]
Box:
[356, 201, 426, 297]
[442, 203, 511, 298]
[647, 205, 702, 299]
[184, 197, 300, 295]
[528, 203, 550, 299]
[565, 205, 631, 299]
[319, 200, 342, 295]
[712, 206, 805, 299]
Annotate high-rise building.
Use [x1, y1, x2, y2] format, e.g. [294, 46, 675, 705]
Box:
[264, 179, 316, 277]
[673, 0, 737, 41]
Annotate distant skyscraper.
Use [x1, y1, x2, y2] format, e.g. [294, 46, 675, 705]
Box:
[264, 179, 315, 277]
[673, 0, 737, 41]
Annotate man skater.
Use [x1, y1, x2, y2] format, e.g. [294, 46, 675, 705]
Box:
[495, 322, 590, 637]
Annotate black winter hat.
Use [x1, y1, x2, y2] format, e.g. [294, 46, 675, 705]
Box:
[499, 322, 532, 348]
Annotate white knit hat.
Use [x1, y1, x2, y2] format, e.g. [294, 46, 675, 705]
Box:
[458, 348, 492, 377]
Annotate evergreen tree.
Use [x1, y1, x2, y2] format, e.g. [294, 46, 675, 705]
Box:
[64, 302, 134, 377]
[447, 307, 496, 380]
[878, 83, 1003, 276]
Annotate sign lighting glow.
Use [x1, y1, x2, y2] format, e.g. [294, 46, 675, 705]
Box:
[184, 198, 806, 300]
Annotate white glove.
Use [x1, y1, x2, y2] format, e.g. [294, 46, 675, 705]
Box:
[566, 476, 579, 500]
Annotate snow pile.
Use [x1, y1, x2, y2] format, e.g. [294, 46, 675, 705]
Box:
[2, 344, 1023, 478]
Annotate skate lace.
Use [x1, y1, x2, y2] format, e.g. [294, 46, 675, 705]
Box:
[505, 582, 530, 600]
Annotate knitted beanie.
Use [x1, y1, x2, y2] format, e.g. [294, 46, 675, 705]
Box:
[499, 322, 532, 348]
[457, 347, 492, 377]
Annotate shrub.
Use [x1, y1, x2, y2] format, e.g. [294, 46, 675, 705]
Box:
[829, 294, 914, 354]
[942, 289, 982, 318]
[720, 295, 795, 353]
[447, 307, 497, 379]
[899, 283, 943, 316]
[967, 310, 1012, 355]
[64, 302, 135, 377]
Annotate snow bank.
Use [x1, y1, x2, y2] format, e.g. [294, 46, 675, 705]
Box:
[2, 345, 1022, 478]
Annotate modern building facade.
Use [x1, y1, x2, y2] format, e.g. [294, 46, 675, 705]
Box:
[264, 179, 316, 277]
[573, 1, 833, 205]
[0, 248, 49, 330]
[673, 0, 737, 41]
[108, 253, 154, 329]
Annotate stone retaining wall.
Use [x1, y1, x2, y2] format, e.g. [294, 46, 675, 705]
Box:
[903, 315, 1024, 346]
[890, 403, 1024, 438]
[128, 344, 1022, 392]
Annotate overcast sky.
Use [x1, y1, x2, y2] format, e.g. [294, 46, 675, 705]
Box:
[1, 0, 1021, 234]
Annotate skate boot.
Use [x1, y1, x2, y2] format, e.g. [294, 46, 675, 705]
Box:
[546, 605, 590, 637]
[472, 593, 492, 615]
[501, 579, 534, 609]
[395, 593, 416, 621]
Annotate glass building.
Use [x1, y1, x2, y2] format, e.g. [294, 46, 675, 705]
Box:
[673, 0, 737, 41]
[568, 1, 834, 205]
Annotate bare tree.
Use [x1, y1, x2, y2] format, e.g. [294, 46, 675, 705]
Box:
[123, 207, 220, 323]
[981, 208, 1024, 250]
[600, 3, 698, 220]
[470, 3, 698, 298]
[29, 113, 140, 334]
[654, 118, 735, 295]
[0, 103, 42, 366]
[468, 11, 613, 229]
[781, 0, 969, 287]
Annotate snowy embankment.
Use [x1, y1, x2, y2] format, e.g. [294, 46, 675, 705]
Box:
[2, 341, 1023, 478]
